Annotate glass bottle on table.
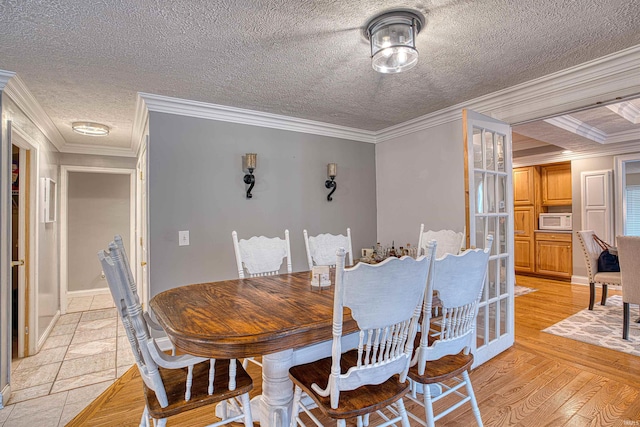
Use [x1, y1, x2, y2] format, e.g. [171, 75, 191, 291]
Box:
[388, 241, 396, 258]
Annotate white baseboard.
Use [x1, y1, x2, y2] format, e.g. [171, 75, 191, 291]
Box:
[571, 275, 589, 285]
[0, 383, 9, 409]
[37, 310, 61, 353]
[67, 288, 110, 298]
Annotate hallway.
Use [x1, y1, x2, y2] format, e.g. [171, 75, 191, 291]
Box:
[0, 294, 132, 426]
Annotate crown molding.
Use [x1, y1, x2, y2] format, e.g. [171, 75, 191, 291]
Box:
[513, 140, 640, 167]
[0, 70, 15, 90]
[139, 92, 378, 144]
[544, 116, 607, 144]
[1, 72, 67, 152]
[605, 128, 640, 145]
[377, 45, 640, 143]
[607, 101, 640, 124]
[59, 142, 137, 157]
[131, 94, 149, 156]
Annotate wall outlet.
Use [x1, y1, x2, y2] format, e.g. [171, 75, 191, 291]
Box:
[179, 230, 190, 246]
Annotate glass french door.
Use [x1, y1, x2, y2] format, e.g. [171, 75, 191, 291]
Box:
[463, 109, 514, 366]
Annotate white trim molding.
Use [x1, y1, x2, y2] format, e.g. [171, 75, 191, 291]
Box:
[544, 116, 607, 144]
[59, 166, 136, 314]
[607, 101, 640, 124]
[139, 92, 378, 144]
[2, 73, 67, 152]
[132, 94, 150, 157]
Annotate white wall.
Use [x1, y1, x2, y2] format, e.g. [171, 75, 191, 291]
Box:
[376, 119, 466, 248]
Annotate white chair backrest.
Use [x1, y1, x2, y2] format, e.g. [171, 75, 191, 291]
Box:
[417, 224, 465, 259]
[576, 230, 600, 281]
[98, 242, 169, 407]
[415, 235, 493, 372]
[232, 230, 292, 278]
[617, 236, 640, 304]
[303, 228, 353, 269]
[312, 247, 434, 409]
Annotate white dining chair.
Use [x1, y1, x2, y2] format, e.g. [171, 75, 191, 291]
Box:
[615, 236, 640, 340]
[232, 230, 292, 278]
[303, 228, 353, 269]
[99, 238, 253, 427]
[576, 230, 621, 310]
[288, 245, 435, 427]
[406, 235, 493, 427]
[417, 224, 465, 259]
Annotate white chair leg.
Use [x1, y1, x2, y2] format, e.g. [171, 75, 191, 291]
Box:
[241, 392, 254, 427]
[229, 359, 237, 391]
[337, 420, 347, 427]
[153, 418, 167, 427]
[185, 364, 193, 401]
[396, 398, 411, 427]
[290, 386, 302, 427]
[422, 382, 436, 427]
[209, 359, 216, 395]
[463, 370, 483, 427]
[140, 406, 150, 427]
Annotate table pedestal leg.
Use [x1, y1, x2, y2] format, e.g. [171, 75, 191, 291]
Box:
[260, 349, 294, 427]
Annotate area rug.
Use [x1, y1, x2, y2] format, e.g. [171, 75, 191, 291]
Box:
[543, 295, 640, 357]
[515, 285, 537, 297]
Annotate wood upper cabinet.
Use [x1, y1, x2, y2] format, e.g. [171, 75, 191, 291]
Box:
[535, 232, 572, 279]
[541, 163, 572, 206]
[513, 167, 536, 206]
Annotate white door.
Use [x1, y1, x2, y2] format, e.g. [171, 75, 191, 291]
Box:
[463, 109, 514, 366]
[136, 138, 149, 306]
[582, 170, 613, 244]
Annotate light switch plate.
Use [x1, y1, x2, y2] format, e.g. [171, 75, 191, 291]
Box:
[179, 230, 189, 246]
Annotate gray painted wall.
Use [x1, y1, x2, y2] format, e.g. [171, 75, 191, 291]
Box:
[67, 172, 130, 292]
[570, 155, 615, 280]
[147, 112, 377, 296]
[376, 120, 466, 249]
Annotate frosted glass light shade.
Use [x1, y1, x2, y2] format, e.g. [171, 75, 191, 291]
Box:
[72, 122, 110, 136]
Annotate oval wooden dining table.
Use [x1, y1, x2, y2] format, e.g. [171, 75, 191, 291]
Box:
[149, 271, 358, 427]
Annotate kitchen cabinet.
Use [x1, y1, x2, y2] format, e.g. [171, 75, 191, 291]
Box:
[514, 166, 536, 206]
[535, 232, 572, 279]
[541, 163, 572, 206]
[514, 206, 535, 272]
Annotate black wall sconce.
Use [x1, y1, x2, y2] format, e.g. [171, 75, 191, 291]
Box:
[325, 163, 337, 201]
[244, 153, 257, 199]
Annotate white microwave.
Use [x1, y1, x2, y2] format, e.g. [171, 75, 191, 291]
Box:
[539, 213, 573, 231]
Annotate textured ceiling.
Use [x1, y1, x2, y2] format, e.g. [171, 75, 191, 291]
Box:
[1, 0, 640, 152]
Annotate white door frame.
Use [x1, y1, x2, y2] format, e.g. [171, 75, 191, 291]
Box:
[10, 123, 40, 357]
[59, 166, 136, 314]
[136, 137, 149, 307]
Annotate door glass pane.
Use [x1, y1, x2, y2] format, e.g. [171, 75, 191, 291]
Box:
[489, 301, 497, 341]
[500, 298, 507, 336]
[484, 131, 495, 171]
[475, 217, 486, 247]
[487, 174, 496, 213]
[499, 257, 508, 295]
[499, 216, 507, 254]
[476, 306, 486, 347]
[488, 258, 497, 299]
[475, 172, 485, 213]
[498, 175, 507, 213]
[488, 217, 497, 256]
[496, 134, 505, 172]
[473, 128, 483, 170]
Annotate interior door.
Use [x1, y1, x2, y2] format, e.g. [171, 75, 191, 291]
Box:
[11, 142, 31, 358]
[136, 137, 149, 306]
[463, 109, 514, 366]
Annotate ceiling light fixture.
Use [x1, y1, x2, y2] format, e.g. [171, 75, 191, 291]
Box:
[72, 122, 110, 136]
[366, 10, 425, 74]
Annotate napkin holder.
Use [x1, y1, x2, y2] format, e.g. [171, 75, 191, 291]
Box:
[311, 265, 331, 287]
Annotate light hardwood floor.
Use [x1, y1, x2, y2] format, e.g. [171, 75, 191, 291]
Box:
[68, 276, 640, 426]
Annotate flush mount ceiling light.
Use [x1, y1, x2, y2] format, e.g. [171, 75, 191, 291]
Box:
[72, 121, 110, 136]
[366, 10, 425, 74]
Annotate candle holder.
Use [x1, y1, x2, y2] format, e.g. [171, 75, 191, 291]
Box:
[244, 153, 257, 199]
[325, 163, 337, 201]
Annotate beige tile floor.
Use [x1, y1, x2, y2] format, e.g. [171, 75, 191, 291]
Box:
[0, 293, 134, 426]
